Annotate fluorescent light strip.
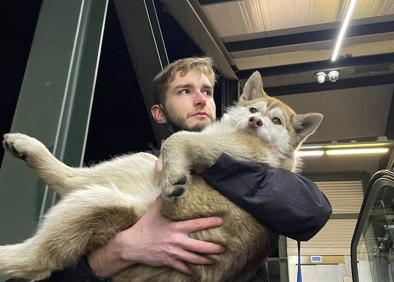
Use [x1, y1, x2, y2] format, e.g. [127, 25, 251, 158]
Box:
[325, 142, 390, 149]
[297, 150, 324, 157]
[326, 148, 389, 155]
[301, 145, 324, 150]
[331, 0, 357, 62]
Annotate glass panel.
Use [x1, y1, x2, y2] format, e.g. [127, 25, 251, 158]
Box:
[356, 184, 394, 281]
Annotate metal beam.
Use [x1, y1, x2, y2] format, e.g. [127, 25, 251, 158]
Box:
[113, 0, 169, 145]
[386, 87, 394, 140]
[161, 0, 238, 80]
[380, 89, 394, 170]
[221, 79, 239, 106]
[237, 53, 394, 79]
[265, 74, 394, 96]
[0, 0, 108, 245]
[198, 0, 237, 4]
[225, 21, 394, 52]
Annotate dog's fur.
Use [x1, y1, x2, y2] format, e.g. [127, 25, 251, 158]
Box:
[0, 72, 322, 281]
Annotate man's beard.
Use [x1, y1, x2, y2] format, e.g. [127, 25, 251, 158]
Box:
[166, 113, 208, 133]
[167, 117, 207, 133]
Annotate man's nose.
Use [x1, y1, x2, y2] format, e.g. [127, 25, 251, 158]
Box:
[193, 91, 207, 107]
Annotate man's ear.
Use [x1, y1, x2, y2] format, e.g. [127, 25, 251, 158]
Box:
[151, 104, 167, 124]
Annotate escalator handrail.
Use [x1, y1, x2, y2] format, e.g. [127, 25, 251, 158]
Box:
[351, 169, 394, 282]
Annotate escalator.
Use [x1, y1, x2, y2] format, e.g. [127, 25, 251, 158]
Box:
[351, 170, 394, 282]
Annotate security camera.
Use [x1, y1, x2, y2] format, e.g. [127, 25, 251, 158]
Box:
[327, 70, 340, 82]
[315, 72, 326, 84]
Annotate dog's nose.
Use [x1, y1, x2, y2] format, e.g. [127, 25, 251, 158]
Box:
[249, 117, 263, 128]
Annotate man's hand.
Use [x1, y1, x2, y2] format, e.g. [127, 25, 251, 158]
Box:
[88, 196, 224, 278]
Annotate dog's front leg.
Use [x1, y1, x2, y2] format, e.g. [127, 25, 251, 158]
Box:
[159, 131, 221, 199]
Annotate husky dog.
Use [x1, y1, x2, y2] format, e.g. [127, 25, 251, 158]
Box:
[0, 72, 322, 281]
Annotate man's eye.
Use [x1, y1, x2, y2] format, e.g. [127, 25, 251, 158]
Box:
[203, 90, 213, 96]
[272, 117, 282, 125]
[249, 107, 257, 113]
[179, 89, 191, 95]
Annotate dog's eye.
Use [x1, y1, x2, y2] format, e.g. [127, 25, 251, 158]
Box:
[249, 107, 257, 113]
[272, 117, 282, 125]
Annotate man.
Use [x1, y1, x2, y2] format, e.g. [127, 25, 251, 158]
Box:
[34, 57, 330, 281]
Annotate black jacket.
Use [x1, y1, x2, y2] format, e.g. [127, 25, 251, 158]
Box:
[200, 153, 331, 241]
[10, 153, 331, 282]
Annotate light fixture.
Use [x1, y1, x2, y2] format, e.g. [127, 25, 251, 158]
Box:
[325, 142, 391, 149]
[314, 70, 340, 83]
[297, 150, 324, 157]
[298, 140, 392, 157]
[331, 0, 357, 62]
[326, 148, 389, 156]
[327, 70, 340, 82]
[315, 72, 326, 84]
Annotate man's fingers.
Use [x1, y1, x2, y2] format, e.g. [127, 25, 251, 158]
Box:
[172, 217, 223, 233]
[155, 156, 163, 172]
[166, 259, 192, 275]
[180, 237, 225, 254]
[173, 249, 215, 265]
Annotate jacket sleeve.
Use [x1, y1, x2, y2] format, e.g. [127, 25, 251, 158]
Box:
[37, 257, 110, 282]
[199, 153, 332, 241]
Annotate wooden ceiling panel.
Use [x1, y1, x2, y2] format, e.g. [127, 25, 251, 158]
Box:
[233, 39, 394, 69]
[202, 0, 394, 38]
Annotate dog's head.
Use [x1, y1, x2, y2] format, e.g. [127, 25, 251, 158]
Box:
[228, 71, 323, 155]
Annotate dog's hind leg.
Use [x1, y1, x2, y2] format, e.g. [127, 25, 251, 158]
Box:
[2, 133, 158, 197]
[0, 187, 144, 280]
[2, 133, 84, 196]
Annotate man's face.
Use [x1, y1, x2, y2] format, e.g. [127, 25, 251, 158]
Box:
[163, 70, 216, 131]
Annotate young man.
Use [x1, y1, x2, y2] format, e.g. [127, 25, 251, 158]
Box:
[35, 57, 330, 281]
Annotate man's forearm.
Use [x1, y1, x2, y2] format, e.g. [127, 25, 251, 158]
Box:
[87, 232, 135, 278]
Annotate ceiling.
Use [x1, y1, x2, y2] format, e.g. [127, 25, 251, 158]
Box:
[201, 0, 394, 70]
[162, 0, 394, 176]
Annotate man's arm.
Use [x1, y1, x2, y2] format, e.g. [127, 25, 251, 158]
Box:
[200, 153, 332, 241]
[38, 197, 224, 282]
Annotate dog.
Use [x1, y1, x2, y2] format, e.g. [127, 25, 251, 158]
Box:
[0, 71, 322, 281]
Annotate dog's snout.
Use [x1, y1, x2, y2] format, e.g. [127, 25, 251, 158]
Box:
[249, 116, 263, 128]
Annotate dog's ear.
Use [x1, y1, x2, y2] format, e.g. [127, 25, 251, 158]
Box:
[292, 113, 323, 143]
[240, 71, 268, 102]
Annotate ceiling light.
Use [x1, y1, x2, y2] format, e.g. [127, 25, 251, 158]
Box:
[327, 70, 340, 82]
[315, 72, 326, 84]
[297, 150, 324, 157]
[324, 142, 391, 149]
[331, 0, 357, 62]
[326, 148, 389, 156]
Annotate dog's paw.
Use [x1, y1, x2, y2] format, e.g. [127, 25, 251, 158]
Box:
[161, 174, 190, 200]
[162, 184, 187, 200]
[2, 133, 47, 163]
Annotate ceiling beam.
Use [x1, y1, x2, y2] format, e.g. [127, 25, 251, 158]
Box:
[265, 74, 394, 96]
[161, 0, 237, 79]
[237, 53, 394, 79]
[386, 87, 394, 140]
[198, 0, 237, 5]
[113, 0, 169, 144]
[225, 21, 394, 52]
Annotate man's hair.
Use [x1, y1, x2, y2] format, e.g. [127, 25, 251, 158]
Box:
[152, 57, 216, 105]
